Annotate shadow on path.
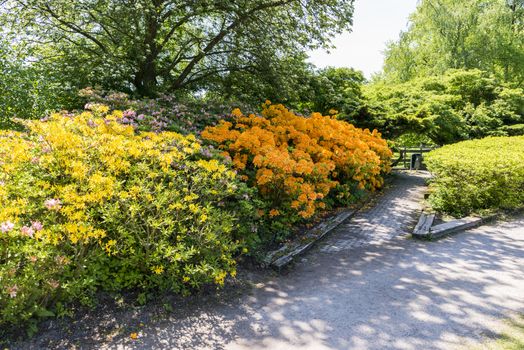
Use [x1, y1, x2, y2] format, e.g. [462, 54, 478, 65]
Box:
[13, 172, 524, 350]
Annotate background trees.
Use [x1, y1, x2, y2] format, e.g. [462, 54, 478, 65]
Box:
[0, 39, 77, 129]
[355, 70, 524, 145]
[382, 0, 524, 85]
[3, 0, 355, 97]
[0, 0, 523, 145]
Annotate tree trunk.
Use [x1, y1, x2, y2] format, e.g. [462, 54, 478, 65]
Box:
[135, 60, 158, 97]
[134, 2, 161, 97]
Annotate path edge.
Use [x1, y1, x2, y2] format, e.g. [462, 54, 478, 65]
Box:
[265, 172, 403, 270]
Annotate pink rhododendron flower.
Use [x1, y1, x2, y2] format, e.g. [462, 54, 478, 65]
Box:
[20, 226, 35, 238]
[55, 255, 69, 265]
[44, 198, 62, 210]
[48, 280, 60, 289]
[123, 110, 136, 118]
[1, 221, 14, 233]
[7, 285, 18, 298]
[31, 221, 44, 231]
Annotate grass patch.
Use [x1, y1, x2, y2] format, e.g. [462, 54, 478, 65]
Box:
[475, 315, 524, 350]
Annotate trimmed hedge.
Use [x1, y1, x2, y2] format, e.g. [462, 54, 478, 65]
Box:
[425, 136, 524, 216]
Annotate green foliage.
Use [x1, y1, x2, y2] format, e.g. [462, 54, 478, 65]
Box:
[425, 136, 524, 216]
[499, 123, 524, 136]
[0, 40, 78, 127]
[355, 70, 524, 144]
[357, 0, 524, 144]
[0, 108, 254, 332]
[302, 67, 365, 118]
[214, 65, 366, 118]
[394, 133, 436, 148]
[213, 53, 316, 108]
[2, 0, 355, 97]
[383, 0, 524, 85]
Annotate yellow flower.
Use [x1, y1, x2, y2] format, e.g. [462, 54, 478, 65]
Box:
[214, 271, 227, 286]
[104, 239, 117, 255]
[152, 265, 164, 275]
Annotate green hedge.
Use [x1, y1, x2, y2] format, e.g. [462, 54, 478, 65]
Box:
[425, 136, 524, 216]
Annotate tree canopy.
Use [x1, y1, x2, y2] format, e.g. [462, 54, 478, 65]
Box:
[354, 69, 524, 144]
[382, 0, 524, 86]
[3, 0, 355, 96]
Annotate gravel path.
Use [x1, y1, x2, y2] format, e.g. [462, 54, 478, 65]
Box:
[13, 172, 524, 350]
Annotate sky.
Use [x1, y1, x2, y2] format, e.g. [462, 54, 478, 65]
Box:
[308, 0, 419, 78]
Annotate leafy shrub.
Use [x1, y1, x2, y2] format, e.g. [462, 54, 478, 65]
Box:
[425, 136, 524, 216]
[0, 108, 253, 331]
[78, 88, 253, 134]
[357, 70, 524, 144]
[202, 102, 392, 239]
[498, 123, 524, 136]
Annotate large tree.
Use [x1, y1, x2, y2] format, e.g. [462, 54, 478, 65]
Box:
[3, 0, 355, 96]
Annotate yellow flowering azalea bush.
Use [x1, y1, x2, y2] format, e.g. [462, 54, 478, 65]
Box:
[202, 102, 392, 237]
[0, 107, 254, 330]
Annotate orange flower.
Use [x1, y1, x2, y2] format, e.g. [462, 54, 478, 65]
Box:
[201, 103, 392, 222]
[269, 209, 280, 217]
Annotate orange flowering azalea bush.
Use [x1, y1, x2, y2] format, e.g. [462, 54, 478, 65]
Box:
[202, 102, 392, 234]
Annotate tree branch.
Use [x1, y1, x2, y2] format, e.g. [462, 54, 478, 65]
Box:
[170, 0, 296, 89]
[38, 3, 109, 54]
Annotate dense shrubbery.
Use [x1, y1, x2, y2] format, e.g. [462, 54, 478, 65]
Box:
[0, 102, 392, 332]
[0, 101, 391, 328]
[354, 70, 524, 145]
[0, 107, 254, 331]
[78, 88, 253, 135]
[202, 102, 392, 241]
[425, 136, 524, 216]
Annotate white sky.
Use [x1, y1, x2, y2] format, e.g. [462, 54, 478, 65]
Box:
[308, 0, 419, 78]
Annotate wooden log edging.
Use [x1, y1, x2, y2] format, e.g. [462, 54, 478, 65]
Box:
[412, 214, 498, 240]
[264, 173, 397, 270]
[263, 208, 357, 270]
[413, 212, 435, 236]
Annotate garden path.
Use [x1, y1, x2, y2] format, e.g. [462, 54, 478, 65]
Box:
[118, 172, 524, 350]
[17, 172, 524, 350]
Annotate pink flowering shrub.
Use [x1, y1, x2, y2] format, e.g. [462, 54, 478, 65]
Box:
[78, 87, 252, 134]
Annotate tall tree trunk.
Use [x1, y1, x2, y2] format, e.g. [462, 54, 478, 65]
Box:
[135, 60, 157, 97]
[134, 2, 161, 97]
